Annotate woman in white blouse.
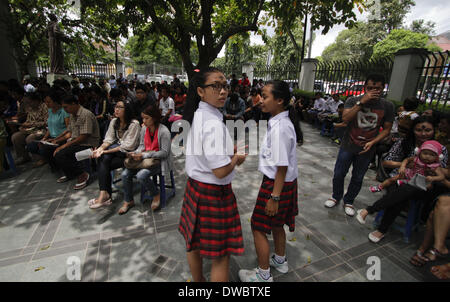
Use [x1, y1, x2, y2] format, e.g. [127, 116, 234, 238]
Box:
[88, 100, 141, 209]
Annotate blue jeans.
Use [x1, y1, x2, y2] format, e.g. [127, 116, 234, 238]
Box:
[332, 148, 374, 205]
[122, 165, 161, 202]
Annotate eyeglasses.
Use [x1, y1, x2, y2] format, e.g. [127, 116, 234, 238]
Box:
[114, 105, 125, 109]
[203, 83, 230, 93]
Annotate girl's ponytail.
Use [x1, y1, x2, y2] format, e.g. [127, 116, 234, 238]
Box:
[267, 80, 300, 142]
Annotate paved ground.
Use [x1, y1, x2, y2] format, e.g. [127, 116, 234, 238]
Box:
[0, 122, 449, 282]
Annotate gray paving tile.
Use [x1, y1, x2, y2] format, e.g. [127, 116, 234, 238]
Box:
[0, 222, 39, 254]
[0, 254, 33, 268]
[355, 258, 420, 282]
[273, 271, 301, 282]
[0, 248, 24, 260]
[108, 234, 159, 281]
[20, 250, 86, 282]
[163, 258, 178, 271]
[81, 247, 98, 282]
[0, 262, 28, 281]
[94, 239, 112, 282]
[295, 257, 335, 280]
[333, 271, 367, 282]
[313, 263, 354, 282]
[32, 242, 88, 261]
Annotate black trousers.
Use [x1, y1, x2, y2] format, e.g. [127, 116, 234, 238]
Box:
[97, 152, 125, 195]
[54, 145, 91, 179]
[368, 184, 450, 234]
[39, 144, 59, 171]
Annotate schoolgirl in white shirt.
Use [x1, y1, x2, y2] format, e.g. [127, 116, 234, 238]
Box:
[239, 80, 299, 282]
[178, 67, 246, 282]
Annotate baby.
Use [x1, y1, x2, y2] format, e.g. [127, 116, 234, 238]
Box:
[370, 140, 446, 193]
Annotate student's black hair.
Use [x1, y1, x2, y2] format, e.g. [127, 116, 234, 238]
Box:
[44, 87, 67, 105]
[135, 82, 147, 92]
[265, 80, 300, 141]
[110, 88, 123, 100]
[160, 84, 170, 93]
[24, 91, 42, 102]
[113, 100, 134, 132]
[403, 97, 419, 111]
[91, 84, 106, 99]
[365, 74, 386, 87]
[72, 87, 81, 97]
[440, 112, 450, 123]
[61, 94, 79, 105]
[183, 67, 223, 124]
[142, 104, 162, 127]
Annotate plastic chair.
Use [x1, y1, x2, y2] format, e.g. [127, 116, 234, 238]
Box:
[140, 170, 176, 208]
[4, 146, 17, 175]
[373, 199, 423, 243]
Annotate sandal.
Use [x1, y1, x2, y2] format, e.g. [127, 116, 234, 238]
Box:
[426, 248, 449, 261]
[89, 198, 112, 209]
[369, 184, 383, 193]
[118, 202, 135, 215]
[409, 250, 429, 267]
[324, 198, 338, 208]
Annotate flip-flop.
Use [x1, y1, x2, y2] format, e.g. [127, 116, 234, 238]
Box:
[118, 202, 134, 215]
[89, 198, 112, 209]
[426, 248, 449, 261]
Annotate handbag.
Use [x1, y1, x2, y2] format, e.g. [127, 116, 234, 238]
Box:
[124, 157, 160, 170]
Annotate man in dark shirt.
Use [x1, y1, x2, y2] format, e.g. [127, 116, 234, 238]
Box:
[324, 74, 395, 217]
[132, 83, 156, 122]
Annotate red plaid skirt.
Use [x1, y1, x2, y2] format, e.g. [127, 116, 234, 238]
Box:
[178, 178, 244, 259]
[251, 176, 298, 234]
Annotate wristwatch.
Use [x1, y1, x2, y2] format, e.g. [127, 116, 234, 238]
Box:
[356, 100, 362, 107]
[270, 195, 280, 202]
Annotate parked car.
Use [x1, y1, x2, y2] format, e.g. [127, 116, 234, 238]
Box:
[343, 81, 365, 97]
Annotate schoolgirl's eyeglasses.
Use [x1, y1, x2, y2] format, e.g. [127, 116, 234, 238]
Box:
[203, 82, 230, 93]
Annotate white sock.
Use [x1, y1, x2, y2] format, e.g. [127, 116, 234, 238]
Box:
[258, 267, 271, 280]
[274, 253, 286, 264]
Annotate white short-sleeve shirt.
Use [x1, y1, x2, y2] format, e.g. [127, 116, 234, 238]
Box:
[326, 99, 343, 114]
[258, 111, 298, 182]
[185, 101, 235, 185]
[313, 98, 326, 111]
[160, 97, 175, 117]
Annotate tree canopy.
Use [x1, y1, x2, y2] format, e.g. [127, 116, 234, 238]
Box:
[80, 0, 364, 81]
[372, 29, 441, 60]
[321, 0, 441, 62]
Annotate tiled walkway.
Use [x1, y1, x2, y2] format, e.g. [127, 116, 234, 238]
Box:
[0, 122, 448, 282]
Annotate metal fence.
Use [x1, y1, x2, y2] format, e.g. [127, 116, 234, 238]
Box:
[314, 58, 393, 96]
[253, 63, 299, 84]
[36, 60, 116, 79]
[415, 50, 450, 109]
[131, 62, 184, 77]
